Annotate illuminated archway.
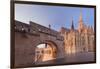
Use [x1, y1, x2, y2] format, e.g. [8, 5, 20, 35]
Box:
[35, 41, 57, 62]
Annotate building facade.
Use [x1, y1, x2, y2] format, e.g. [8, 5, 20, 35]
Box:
[60, 12, 94, 54]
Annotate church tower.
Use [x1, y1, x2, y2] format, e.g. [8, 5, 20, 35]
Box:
[78, 9, 84, 33]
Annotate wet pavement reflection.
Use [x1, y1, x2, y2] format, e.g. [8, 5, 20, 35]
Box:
[34, 52, 95, 65]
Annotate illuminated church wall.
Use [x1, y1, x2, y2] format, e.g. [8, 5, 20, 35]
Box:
[60, 11, 94, 54]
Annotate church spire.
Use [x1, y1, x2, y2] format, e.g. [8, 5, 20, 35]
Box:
[71, 17, 74, 30]
[78, 9, 84, 32]
[79, 9, 83, 22]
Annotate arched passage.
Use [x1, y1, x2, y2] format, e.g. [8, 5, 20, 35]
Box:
[34, 41, 57, 62]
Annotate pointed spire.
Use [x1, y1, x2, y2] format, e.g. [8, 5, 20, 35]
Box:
[49, 24, 51, 29]
[71, 17, 74, 30]
[79, 8, 83, 22]
[78, 8, 84, 32]
[90, 25, 94, 32]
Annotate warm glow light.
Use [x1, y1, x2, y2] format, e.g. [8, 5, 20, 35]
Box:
[35, 43, 57, 62]
[37, 44, 45, 48]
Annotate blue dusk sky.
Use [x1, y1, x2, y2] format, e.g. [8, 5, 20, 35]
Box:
[15, 4, 94, 31]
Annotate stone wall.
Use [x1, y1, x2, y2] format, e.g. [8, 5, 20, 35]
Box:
[14, 20, 64, 67]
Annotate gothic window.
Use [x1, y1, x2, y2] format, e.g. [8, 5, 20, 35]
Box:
[82, 36, 85, 46]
